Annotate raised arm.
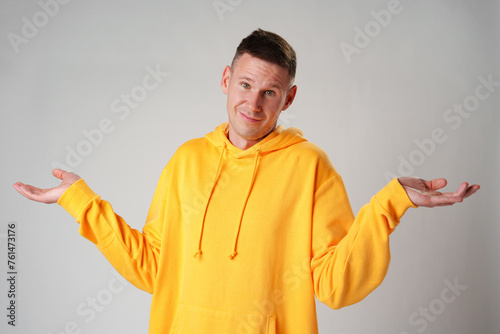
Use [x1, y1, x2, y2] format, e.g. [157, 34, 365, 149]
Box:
[312, 176, 479, 309]
[13, 168, 166, 293]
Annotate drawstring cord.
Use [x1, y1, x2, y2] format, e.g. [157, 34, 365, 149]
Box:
[194, 142, 227, 258]
[227, 149, 260, 260]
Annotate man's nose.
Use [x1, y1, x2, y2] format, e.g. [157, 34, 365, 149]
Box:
[247, 91, 263, 112]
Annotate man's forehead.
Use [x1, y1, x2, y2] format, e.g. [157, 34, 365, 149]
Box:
[231, 54, 291, 87]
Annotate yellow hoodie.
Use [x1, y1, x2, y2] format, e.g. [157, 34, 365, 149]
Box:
[58, 123, 416, 334]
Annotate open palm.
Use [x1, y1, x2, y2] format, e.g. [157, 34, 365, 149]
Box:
[13, 169, 81, 204]
[398, 177, 480, 208]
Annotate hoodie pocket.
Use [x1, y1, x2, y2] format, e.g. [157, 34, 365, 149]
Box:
[170, 303, 276, 334]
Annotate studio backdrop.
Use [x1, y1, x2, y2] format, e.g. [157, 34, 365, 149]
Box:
[1, 0, 498, 333]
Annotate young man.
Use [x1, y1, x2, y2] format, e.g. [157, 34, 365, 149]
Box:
[13, 29, 479, 334]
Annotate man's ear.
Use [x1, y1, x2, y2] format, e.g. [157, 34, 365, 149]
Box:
[221, 65, 231, 95]
[282, 85, 297, 111]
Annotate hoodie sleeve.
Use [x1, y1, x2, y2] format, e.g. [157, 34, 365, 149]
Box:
[57, 167, 170, 294]
[311, 176, 416, 309]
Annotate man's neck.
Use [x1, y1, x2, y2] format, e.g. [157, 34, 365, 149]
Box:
[227, 125, 276, 150]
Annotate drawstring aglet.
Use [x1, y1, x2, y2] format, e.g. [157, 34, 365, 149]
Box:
[193, 250, 202, 258]
[227, 251, 237, 259]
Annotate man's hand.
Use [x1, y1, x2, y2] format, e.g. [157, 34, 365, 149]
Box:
[398, 177, 480, 208]
[13, 169, 81, 204]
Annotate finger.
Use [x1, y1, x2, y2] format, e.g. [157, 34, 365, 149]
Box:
[52, 169, 68, 180]
[13, 182, 23, 189]
[13, 183, 32, 197]
[424, 178, 447, 191]
[12, 182, 25, 195]
[439, 182, 469, 197]
[426, 195, 464, 207]
[13, 183, 36, 200]
[454, 182, 469, 197]
[20, 184, 43, 198]
[430, 183, 479, 206]
[463, 184, 480, 199]
[19, 184, 56, 204]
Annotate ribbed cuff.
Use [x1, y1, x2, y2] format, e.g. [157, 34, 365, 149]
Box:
[375, 178, 417, 224]
[57, 179, 98, 219]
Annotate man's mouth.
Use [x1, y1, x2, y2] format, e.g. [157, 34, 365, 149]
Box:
[239, 112, 262, 123]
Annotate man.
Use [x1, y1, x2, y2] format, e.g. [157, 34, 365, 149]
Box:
[13, 29, 479, 334]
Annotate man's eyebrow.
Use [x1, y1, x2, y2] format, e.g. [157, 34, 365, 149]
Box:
[237, 76, 283, 89]
[237, 76, 254, 82]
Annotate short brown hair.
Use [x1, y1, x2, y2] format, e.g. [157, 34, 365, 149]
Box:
[231, 29, 297, 84]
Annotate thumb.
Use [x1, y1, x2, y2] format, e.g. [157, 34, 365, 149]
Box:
[52, 169, 69, 180]
[425, 178, 447, 191]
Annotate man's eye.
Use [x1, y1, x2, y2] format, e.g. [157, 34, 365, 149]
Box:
[264, 90, 275, 96]
[242, 83, 250, 88]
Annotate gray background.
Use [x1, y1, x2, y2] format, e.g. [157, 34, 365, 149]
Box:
[1, 0, 498, 333]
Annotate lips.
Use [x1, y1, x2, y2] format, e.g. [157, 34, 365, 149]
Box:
[239, 112, 262, 123]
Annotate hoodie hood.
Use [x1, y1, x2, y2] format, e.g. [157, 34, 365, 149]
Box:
[193, 122, 307, 260]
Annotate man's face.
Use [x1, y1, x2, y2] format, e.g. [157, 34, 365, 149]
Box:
[221, 53, 297, 150]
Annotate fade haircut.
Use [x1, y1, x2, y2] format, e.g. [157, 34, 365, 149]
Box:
[231, 29, 297, 85]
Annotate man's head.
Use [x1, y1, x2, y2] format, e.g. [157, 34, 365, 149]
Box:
[221, 29, 298, 150]
[231, 29, 297, 87]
